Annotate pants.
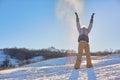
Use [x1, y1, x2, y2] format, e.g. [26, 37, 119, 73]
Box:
[74, 41, 93, 68]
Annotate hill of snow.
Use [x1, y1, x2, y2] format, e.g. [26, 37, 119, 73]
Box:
[0, 50, 43, 68]
[0, 54, 120, 80]
[0, 51, 19, 67]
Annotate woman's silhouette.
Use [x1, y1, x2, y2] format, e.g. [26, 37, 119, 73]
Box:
[74, 12, 95, 69]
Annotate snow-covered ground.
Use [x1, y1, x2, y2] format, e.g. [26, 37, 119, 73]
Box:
[0, 50, 43, 67]
[0, 54, 120, 80]
[0, 51, 19, 67]
[0, 51, 7, 65]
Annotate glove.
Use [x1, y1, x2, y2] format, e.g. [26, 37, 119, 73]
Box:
[91, 13, 95, 19]
[75, 12, 79, 22]
[75, 12, 78, 18]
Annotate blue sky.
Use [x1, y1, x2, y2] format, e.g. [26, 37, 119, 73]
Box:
[0, 0, 120, 52]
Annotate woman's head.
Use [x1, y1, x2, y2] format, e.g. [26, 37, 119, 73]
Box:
[81, 25, 87, 29]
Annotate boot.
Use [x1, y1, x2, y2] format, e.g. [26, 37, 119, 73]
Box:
[86, 64, 93, 68]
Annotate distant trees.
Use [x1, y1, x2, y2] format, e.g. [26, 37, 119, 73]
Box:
[0, 47, 120, 70]
[2, 47, 120, 61]
[3, 48, 35, 60]
[90, 49, 120, 56]
[3, 47, 76, 61]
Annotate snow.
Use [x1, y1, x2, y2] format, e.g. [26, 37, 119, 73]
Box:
[0, 54, 120, 80]
[0, 51, 6, 65]
[0, 50, 19, 67]
[28, 56, 43, 62]
[0, 50, 44, 67]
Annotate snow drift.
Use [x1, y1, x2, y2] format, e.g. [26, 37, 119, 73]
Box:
[0, 54, 120, 80]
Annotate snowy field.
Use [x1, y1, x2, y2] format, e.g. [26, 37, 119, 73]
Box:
[0, 54, 120, 80]
[0, 51, 43, 67]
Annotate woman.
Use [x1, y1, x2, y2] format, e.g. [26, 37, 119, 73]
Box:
[74, 12, 95, 69]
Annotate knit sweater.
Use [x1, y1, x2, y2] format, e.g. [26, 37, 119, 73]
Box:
[76, 17, 93, 42]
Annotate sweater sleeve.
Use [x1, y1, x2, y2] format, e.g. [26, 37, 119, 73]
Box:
[76, 17, 81, 32]
[88, 18, 93, 33]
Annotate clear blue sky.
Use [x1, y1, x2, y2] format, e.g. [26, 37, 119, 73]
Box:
[0, 0, 120, 52]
